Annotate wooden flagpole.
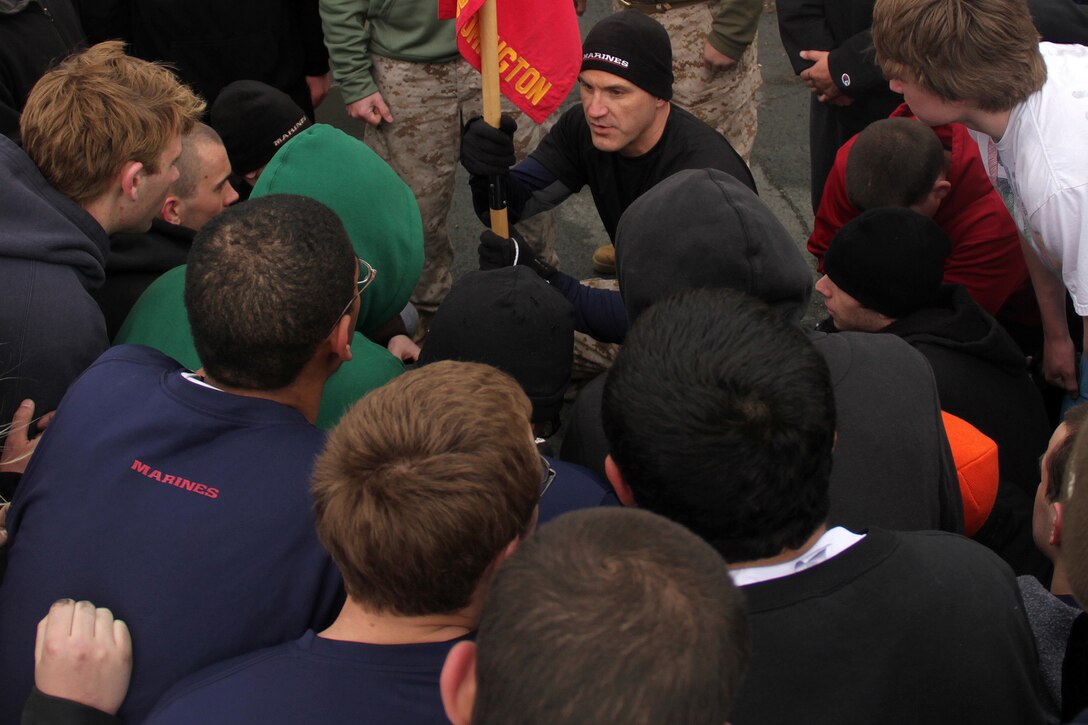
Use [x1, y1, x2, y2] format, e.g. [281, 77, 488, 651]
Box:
[479, 0, 509, 238]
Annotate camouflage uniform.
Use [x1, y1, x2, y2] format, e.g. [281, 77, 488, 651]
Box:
[614, 0, 762, 161]
[366, 56, 556, 317]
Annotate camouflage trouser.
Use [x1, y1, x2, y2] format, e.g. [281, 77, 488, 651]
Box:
[367, 55, 557, 315]
[570, 278, 623, 395]
[613, 0, 761, 162]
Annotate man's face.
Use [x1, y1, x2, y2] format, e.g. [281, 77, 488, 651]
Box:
[177, 141, 239, 231]
[579, 70, 664, 157]
[814, 274, 889, 332]
[889, 76, 963, 128]
[129, 134, 183, 233]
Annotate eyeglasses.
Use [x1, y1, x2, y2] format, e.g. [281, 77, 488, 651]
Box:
[539, 454, 556, 499]
[330, 257, 377, 333]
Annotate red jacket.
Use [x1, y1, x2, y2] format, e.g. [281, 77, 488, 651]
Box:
[808, 104, 1029, 317]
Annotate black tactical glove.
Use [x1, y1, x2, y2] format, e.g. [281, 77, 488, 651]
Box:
[478, 227, 557, 281]
[461, 114, 517, 176]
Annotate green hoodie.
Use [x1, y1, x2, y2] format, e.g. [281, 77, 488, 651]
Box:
[115, 124, 423, 429]
[252, 123, 423, 337]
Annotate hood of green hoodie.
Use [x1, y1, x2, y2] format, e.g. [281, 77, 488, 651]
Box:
[251, 124, 423, 336]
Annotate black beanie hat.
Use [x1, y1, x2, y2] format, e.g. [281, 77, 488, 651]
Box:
[824, 208, 952, 318]
[418, 267, 575, 425]
[210, 80, 312, 175]
[581, 10, 673, 100]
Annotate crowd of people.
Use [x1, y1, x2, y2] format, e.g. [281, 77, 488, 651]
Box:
[1, 0, 1088, 722]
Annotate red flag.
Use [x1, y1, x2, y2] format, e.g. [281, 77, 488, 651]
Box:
[438, 0, 581, 124]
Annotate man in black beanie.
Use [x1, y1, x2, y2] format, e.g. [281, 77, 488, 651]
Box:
[819, 207, 1051, 539]
[209, 80, 312, 197]
[460, 9, 754, 276]
[817, 207, 951, 333]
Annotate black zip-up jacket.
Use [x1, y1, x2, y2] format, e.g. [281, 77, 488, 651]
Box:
[0, 0, 85, 139]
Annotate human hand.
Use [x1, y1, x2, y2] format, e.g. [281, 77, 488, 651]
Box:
[387, 335, 420, 363]
[703, 41, 737, 71]
[346, 91, 394, 127]
[479, 227, 557, 281]
[1044, 333, 1079, 392]
[1, 502, 8, 547]
[799, 50, 846, 103]
[460, 115, 517, 176]
[35, 600, 132, 716]
[1, 399, 54, 476]
[306, 72, 332, 109]
[823, 94, 854, 107]
[573, 0, 587, 15]
[479, 228, 519, 270]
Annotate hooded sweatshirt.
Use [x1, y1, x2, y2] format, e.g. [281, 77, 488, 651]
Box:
[0, 133, 108, 435]
[252, 123, 423, 338]
[883, 284, 1050, 494]
[115, 124, 423, 429]
[93, 217, 195, 341]
[563, 168, 962, 533]
[808, 102, 1031, 320]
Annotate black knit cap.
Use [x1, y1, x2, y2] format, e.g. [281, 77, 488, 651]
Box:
[418, 267, 575, 425]
[209, 80, 312, 175]
[824, 208, 952, 318]
[581, 10, 673, 100]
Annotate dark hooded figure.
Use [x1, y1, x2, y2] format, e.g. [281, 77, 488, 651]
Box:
[560, 168, 962, 533]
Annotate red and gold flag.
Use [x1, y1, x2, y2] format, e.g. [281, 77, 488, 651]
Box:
[438, 0, 581, 123]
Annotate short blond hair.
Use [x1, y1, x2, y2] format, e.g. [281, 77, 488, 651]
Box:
[872, 0, 1045, 112]
[311, 361, 540, 615]
[20, 41, 205, 205]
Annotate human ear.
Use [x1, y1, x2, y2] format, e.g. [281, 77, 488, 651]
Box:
[1051, 502, 1064, 547]
[440, 641, 477, 725]
[604, 454, 638, 507]
[160, 195, 182, 225]
[332, 316, 354, 363]
[119, 161, 145, 202]
[932, 178, 952, 204]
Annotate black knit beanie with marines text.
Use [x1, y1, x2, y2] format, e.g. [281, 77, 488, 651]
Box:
[580, 10, 674, 100]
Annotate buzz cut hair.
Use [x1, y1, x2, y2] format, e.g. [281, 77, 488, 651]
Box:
[472, 507, 751, 725]
[846, 118, 948, 211]
[171, 123, 226, 200]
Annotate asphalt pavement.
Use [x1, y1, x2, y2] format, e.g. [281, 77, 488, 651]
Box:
[316, 2, 824, 320]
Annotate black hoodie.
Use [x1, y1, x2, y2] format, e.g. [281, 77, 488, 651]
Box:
[884, 284, 1051, 495]
[0, 0, 85, 139]
[562, 168, 963, 533]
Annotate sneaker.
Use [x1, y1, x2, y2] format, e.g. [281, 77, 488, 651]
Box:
[592, 244, 616, 275]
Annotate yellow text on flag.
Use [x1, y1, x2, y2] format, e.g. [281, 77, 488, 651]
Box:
[459, 15, 554, 107]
